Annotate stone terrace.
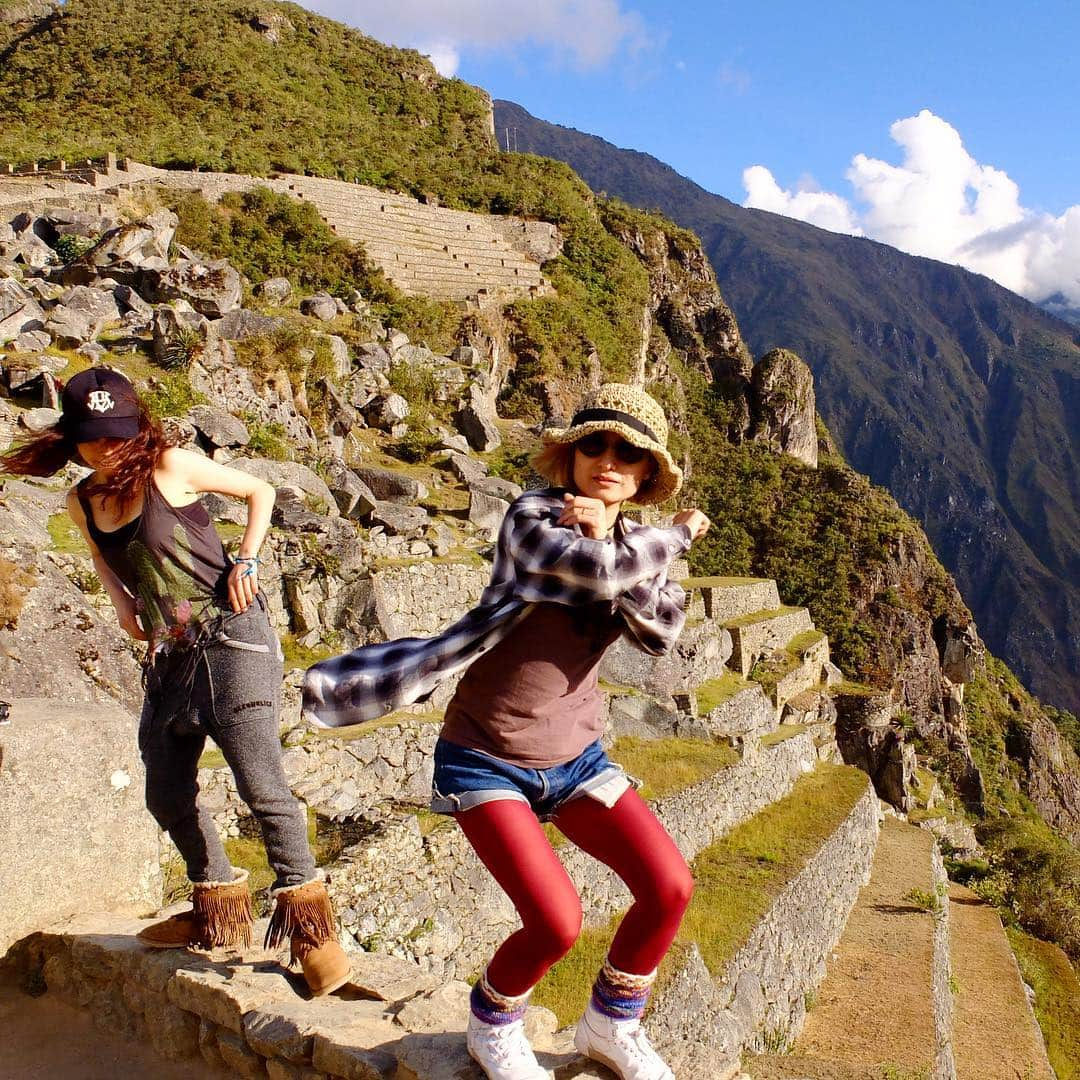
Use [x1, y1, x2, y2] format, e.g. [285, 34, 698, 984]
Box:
[0, 158, 560, 306]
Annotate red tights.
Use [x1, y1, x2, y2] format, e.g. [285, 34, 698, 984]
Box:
[456, 790, 694, 996]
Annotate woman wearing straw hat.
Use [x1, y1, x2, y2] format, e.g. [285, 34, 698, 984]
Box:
[1, 367, 350, 996]
[305, 382, 710, 1079]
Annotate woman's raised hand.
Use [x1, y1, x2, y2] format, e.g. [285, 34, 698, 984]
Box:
[117, 599, 148, 642]
[558, 493, 608, 540]
[672, 508, 711, 540]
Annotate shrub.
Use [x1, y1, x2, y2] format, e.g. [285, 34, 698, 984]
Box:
[0, 557, 37, 628]
[51, 233, 97, 263]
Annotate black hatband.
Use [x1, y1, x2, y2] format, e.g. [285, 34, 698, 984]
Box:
[570, 408, 659, 445]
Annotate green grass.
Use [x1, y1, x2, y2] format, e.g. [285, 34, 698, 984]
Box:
[280, 634, 334, 672]
[758, 723, 810, 748]
[675, 764, 870, 980]
[679, 575, 762, 589]
[198, 747, 227, 770]
[533, 764, 870, 1027]
[724, 605, 803, 629]
[787, 628, 826, 655]
[1007, 928, 1080, 1080]
[46, 512, 86, 555]
[607, 736, 738, 801]
[694, 672, 752, 715]
[312, 709, 445, 741]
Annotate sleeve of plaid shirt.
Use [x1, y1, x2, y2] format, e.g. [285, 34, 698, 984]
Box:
[615, 572, 688, 655]
[504, 497, 692, 603]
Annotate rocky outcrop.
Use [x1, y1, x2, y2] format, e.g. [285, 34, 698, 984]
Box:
[0, 699, 161, 958]
[749, 348, 818, 467]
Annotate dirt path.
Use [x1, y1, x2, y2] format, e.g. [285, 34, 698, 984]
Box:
[748, 818, 938, 1079]
[947, 883, 1054, 1080]
[1, 981, 225, 1079]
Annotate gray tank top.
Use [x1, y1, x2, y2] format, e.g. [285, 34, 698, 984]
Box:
[78, 476, 230, 646]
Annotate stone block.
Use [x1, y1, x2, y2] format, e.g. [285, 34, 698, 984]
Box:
[168, 963, 292, 1033]
[349, 951, 441, 1003]
[311, 1024, 400, 1079]
[393, 981, 469, 1033]
[0, 699, 161, 956]
[217, 1027, 270, 1078]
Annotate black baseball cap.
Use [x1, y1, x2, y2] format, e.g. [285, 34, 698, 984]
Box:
[60, 368, 141, 442]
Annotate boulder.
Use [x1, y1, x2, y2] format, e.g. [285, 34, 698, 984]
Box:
[188, 405, 251, 450]
[214, 308, 286, 341]
[443, 449, 487, 486]
[112, 283, 153, 317]
[146, 258, 243, 318]
[318, 333, 351, 379]
[353, 465, 428, 504]
[43, 306, 96, 347]
[0, 698, 162, 956]
[355, 342, 391, 372]
[320, 379, 357, 437]
[254, 277, 292, 305]
[18, 407, 61, 432]
[9, 329, 51, 353]
[321, 461, 378, 520]
[0, 286, 46, 343]
[362, 392, 409, 433]
[456, 381, 501, 452]
[228, 458, 338, 517]
[467, 477, 521, 537]
[299, 293, 338, 322]
[369, 501, 429, 537]
[84, 208, 177, 268]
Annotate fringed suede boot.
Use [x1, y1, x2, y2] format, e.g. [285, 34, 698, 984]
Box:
[264, 878, 351, 996]
[137, 868, 253, 950]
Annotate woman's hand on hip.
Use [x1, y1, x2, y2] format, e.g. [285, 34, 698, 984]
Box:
[228, 560, 258, 613]
[672, 508, 711, 541]
[558, 493, 608, 540]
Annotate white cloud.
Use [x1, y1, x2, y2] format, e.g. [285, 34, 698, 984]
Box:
[742, 109, 1080, 308]
[742, 165, 863, 236]
[304, 1, 648, 75]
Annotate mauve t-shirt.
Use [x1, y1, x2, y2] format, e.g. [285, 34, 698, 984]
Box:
[439, 600, 624, 768]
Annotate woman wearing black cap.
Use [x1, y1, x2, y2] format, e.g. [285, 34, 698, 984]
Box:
[1, 367, 350, 995]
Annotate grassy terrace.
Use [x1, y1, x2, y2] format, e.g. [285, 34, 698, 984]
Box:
[1007, 929, 1080, 1080]
[533, 763, 870, 1026]
[679, 576, 762, 589]
[607, 736, 739, 801]
[725, 605, 803, 628]
[695, 672, 755, 715]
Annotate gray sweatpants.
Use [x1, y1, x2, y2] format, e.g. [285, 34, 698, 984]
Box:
[139, 594, 315, 890]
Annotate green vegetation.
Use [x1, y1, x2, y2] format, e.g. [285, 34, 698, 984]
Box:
[197, 747, 227, 770]
[46, 512, 85, 555]
[279, 634, 334, 672]
[758, 723, 810, 748]
[532, 764, 869, 1026]
[607, 736, 738, 801]
[694, 672, 751, 715]
[244, 417, 291, 461]
[901, 887, 943, 914]
[143, 372, 207, 421]
[1007, 928, 1080, 1080]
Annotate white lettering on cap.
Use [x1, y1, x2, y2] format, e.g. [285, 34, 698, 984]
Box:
[87, 390, 115, 413]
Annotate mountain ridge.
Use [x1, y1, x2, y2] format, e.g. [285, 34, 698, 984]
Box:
[493, 99, 1080, 715]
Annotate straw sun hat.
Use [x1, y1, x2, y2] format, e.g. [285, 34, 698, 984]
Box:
[539, 383, 682, 505]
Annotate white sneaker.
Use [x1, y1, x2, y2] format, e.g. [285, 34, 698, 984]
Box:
[573, 1003, 674, 1080]
[466, 1013, 553, 1080]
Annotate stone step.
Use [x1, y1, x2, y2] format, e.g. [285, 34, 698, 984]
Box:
[755, 630, 832, 716]
[726, 606, 815, 677]
[682, 576, 781, 624]
[746, 817, 953, 1079]
[8, 912, 598, 1080]
[946, 883, 1054, 1079]
[618, 765, 879, 1079]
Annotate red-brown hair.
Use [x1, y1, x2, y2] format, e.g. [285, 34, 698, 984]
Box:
[1, 401, 173, 516]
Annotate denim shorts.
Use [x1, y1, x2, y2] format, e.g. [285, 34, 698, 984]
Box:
[431, 737, 635, 820]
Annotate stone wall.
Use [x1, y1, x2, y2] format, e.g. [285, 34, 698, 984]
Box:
[324, 732, 819, 978]
[929, 842, 957, 1080]
[0, 699, 161, 959]
[648, 780, 880, 1077]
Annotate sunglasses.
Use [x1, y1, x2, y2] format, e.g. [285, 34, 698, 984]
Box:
[573, 432, 650, 465]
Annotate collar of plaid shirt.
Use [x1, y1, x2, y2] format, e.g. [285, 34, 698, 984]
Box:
[301, 489, 692, 728]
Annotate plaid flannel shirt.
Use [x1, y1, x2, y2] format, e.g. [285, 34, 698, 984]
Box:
[302, 488, 692, 728]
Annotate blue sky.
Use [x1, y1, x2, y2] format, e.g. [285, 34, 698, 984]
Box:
[305, 2, 1080, 306]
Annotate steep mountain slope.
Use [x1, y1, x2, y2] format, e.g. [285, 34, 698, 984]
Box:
[493, 100, 1080, 715]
